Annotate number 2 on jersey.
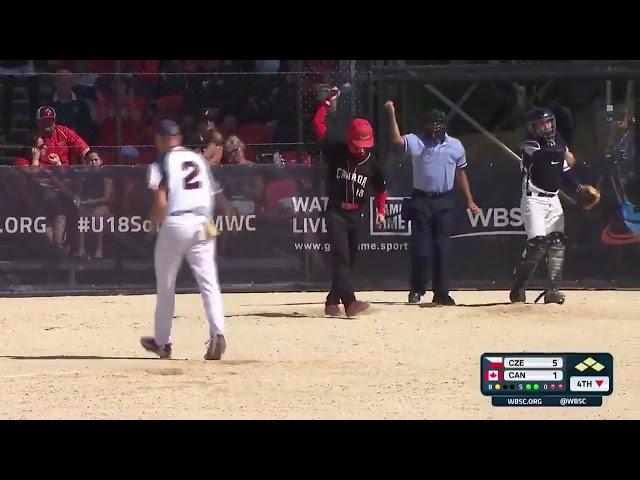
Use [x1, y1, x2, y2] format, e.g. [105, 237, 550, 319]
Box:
[182, 161, 201, 190]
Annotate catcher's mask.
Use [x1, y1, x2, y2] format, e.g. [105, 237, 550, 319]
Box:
[526, 108, 556, 145]
[424, 109, 447, 143]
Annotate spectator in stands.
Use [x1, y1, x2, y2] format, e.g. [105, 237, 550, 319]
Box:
[76, 149, 113, 259]
[35, 106, 90, 165]
[52, 69, 96, 144]
[123, 60, 161, 99]
[223, 135, 252, 165]
[267, 74, 297, 143]
[29, 133, 75, 253]
[119, 145, 141, 165]
[202, 131, 224, 166]
[190, 108, 221, 146]
[219, 115, 238, 138]
[220, 135, 264, 216]
[188, 60, 241, 116]
[96, 75, 146, 125]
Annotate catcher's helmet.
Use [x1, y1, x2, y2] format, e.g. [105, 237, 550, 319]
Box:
[526, 108, 556, 144]
[424, 108, 447, 143]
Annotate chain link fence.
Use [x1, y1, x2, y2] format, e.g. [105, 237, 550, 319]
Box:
[0, 60, 378, 167]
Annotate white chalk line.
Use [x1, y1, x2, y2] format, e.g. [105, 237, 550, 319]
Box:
[1, 371, 82, 379]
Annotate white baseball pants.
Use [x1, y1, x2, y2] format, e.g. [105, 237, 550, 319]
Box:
[520, 194, 565, 239]
[153, 215, 224, 347]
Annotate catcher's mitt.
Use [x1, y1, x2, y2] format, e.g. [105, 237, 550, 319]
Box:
[578, 184, 601, 210]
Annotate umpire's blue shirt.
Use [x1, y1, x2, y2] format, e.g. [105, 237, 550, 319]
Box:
[403, 133, 467, 193]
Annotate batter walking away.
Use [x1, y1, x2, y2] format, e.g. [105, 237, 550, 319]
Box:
[510, 108, 600, 305]
[312, 88, 388, 317]
[385, 101, 480, 306]
[140, 119, 226, 360]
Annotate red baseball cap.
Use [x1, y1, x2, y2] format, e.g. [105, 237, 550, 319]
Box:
[36, 106, 56, 120]
[346, 118, 374, 148]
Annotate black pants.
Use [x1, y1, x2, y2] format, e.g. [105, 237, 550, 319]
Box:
[325, 207, 361, 306]
[406, 190, 456, 297]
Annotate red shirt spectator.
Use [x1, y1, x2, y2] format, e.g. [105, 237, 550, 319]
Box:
[36, 106, 90, 165]
[96, 77, 147, 124]
[124, 60, 161, 87]
[13, 157, 31, 167]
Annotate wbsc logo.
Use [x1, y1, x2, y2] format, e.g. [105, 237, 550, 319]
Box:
[369, 197, 411, 236]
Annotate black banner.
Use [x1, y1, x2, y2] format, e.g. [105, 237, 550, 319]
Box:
[0, 161, 639, 295]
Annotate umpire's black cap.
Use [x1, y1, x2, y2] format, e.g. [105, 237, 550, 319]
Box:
[155, 119, 181, 137]
[424, 108, 446, 124]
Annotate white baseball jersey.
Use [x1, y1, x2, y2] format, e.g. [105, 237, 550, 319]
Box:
[147, 146, 225, 349]
[148, 146, 221, 219]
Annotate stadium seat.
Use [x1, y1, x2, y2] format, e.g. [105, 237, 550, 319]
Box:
[154, 95, 187, 121]
[99, 117, 141, 147]
[264, 178, 299, 217]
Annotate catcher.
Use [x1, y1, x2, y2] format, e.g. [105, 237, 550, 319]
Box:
[510, 108, 600, 305]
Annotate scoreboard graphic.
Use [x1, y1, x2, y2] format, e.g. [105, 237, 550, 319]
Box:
[481, 353, 613, 407]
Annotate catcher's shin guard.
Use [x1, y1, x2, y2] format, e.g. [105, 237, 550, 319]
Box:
[512, 236, 550, 292]
[545, 232, 566, 303]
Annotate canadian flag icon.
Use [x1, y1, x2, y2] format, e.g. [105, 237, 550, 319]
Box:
[485, 369, 503, 382]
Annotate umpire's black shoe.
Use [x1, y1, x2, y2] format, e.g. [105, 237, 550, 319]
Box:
[544, 289, 566, 305]
[432, 294, 456, 306]
[509, 288, 526, 303]
[408, 292, 422, 304]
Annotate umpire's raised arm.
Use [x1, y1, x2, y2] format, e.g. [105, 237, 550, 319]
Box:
[384, 100, 406, 148]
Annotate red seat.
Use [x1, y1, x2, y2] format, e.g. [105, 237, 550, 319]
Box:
[137, 147, 157, 165]
[155, 95, 187, 121]
[237, 123, 274, 145]
[99, 117, 141, 147]
[264, 178, 299, 217]
[100, 150, 117, 165]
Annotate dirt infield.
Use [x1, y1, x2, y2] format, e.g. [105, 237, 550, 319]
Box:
[1, 290, 638, 419]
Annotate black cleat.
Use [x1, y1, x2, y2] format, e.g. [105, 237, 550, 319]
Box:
[324, 303, 342, 316]
[345, 300, 370, 317]
[140, 336, 172, 359]
[432, 294, 456, 306]
[509, 288, 526, 303]
[544, 289, 566, 305]
[408, 292, 422, 304]
[204, 334, 227, 360]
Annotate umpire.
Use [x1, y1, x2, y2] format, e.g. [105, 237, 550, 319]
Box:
[385, 101, 480, 305]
